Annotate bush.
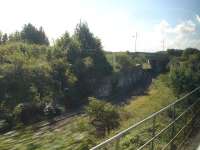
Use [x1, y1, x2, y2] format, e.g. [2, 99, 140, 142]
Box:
[0, 116, 14, 133]
[44, 103, 62, 119]
[85, 97, 120, 136]
[77, 136, 95, 150]
[13, 103, 43, 124]
[169, 48, 200, 94]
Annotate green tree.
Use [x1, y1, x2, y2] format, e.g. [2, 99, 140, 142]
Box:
[74, 21, 100, 50]
[8, 31, 21, 42]
[21, 23, 49, 45]
[50, 57, 77, 109]
[2, 33, 8, 44]
[116, 54, 136, 72]
[85, 97, 120, 136]
[0, 31, 2, 44]
[55, 23, 112, 101]
[169, 48, 200, 94]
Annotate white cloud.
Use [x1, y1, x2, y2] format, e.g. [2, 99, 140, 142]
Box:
[154, 20, 171, 34]
[155, 20, 196, 35]
[196, 15, 200, 23]
[174, 21, 196, 34]
[132, 20, 198, 52]
[152, 20, 198, 50]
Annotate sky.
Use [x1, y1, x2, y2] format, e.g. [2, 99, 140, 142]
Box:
[0, 0, 200, 52]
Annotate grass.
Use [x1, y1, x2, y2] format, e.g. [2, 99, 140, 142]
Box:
[97, 73, 177, 149]
[0, 73, 178, 150]
[0, 115, 92, 150]
[123, 73, 176, 126]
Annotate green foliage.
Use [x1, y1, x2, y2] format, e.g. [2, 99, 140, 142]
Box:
[74, 22, 101, 50]
[85, 97, 120, 136]
[0, 32, 8, 44]
[21, 23, 49, 45]
[0, 74, 178, 150]
[167, 49, 183, 57]
[26, 143, 41, 150]
[13, 103, 43, 124]
[116, 54, 137, 72]
[0, 42, 75, 125]
[2, 33, 8, 44]
[0, 44, 53, 108]
[0, 22, 113, 126]
[44, 103, 62, 119]
[169, 48, 200, 94]
[54, 22, 112, 101]
[0, 24, 49, 46]
[8, 31, 21, 42]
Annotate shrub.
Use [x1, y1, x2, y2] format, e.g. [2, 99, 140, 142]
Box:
[44, 103, 62, 119]
[85, 97, 120, 136]
[13, 103, 43, 124]
[169, 48, 200, 94]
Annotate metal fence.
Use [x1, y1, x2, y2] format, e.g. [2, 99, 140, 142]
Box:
[90, 87, 200, 150]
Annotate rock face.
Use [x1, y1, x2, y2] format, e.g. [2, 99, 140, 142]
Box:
[95, 77, 112, 97]
[116, 68, 145, 88]
[148, 54, 169, 73]
[95, 66, 152, 99]
[95, 56, 169, 99]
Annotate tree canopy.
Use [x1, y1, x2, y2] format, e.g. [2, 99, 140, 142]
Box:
[0, 22, 113, 128]
[169, 48, 200, 94]
[21, 24, 49, 45]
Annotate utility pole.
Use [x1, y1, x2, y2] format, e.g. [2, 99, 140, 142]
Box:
[162, 39, 165, 51]
[133, 32, 138, 52]
[112, 52, 116, 70]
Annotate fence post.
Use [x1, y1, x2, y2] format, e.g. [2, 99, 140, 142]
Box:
[151, 115, 156, 150]
[170, 104, 176, 150]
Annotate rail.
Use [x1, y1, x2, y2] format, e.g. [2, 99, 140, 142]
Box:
[90, 87, 200, 150]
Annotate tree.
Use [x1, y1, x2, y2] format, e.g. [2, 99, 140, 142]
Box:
[55, 23, 112, 100]
[116, 54, 135, 72]
[74, 21, 101, 51]
[85, 97, 120, 136]
[0, 31, 2, 44]
[21, 23, 49, 45]
[38, 27, 49, 45]
[73, 22, 112, 75]
[50, 57, 77, 109]
[0, 22, 114, 127]
[8, 31, 21, 42]
[167, 49, 183, 57]
[169, 48, 200, 94]
[55, 32, 71, 49]
[2, 33, 8, 44]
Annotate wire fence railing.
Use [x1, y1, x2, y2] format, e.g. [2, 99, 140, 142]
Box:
[90, 87, 200, 150]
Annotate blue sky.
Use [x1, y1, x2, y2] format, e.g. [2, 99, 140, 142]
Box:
[0, 0, 200, 51]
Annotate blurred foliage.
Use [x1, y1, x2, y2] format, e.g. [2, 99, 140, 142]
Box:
[0, 74, 178, 150]
[0, 22, 112, 128]
[169, 48, 200, 94]
[85, 97, 120, 136]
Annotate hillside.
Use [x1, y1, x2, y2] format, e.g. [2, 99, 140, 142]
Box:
[0, 73, 177, 150]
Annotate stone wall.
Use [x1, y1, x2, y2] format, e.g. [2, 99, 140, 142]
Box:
[95, 67, 152, 99]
